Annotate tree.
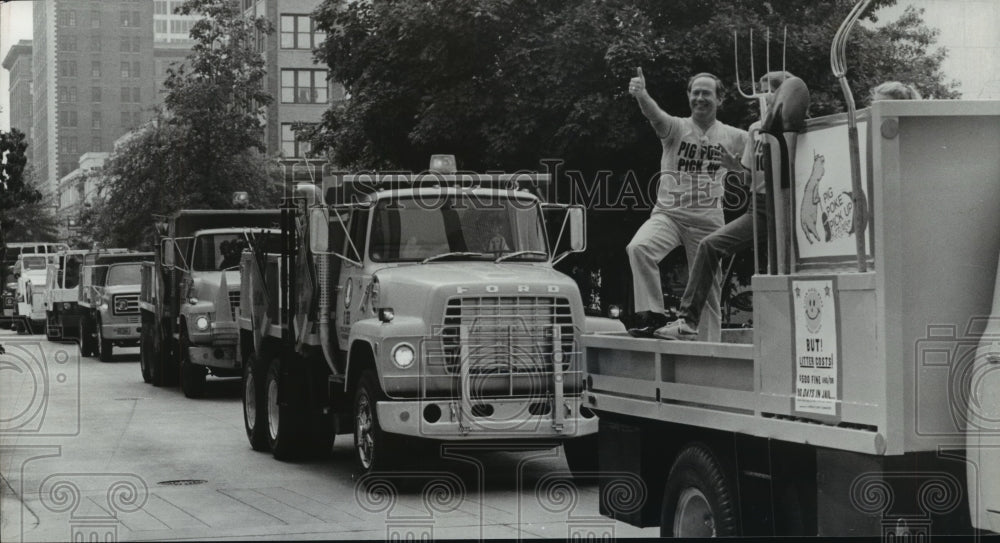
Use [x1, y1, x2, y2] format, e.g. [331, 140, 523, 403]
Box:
[88, 0, 280, 249]
[1, 129, 58, 248]
[310, 0, 959, 312]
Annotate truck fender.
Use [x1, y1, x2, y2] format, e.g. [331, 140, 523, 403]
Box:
[344, 339, 376, 394]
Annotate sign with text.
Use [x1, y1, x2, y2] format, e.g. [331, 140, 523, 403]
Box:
[792, 279, 840, 419]
[793, 120, 871, 264]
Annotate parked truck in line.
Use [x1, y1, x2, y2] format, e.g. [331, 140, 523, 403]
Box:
[12, 253, 57, 334]
[42, 249, 88, 341]
[77, 250, 154, 361]
[138, 209, 281, 397]
[236, 157, 624, 473]
[584, 95, 1000, 535]
[2, 242, 69, 330]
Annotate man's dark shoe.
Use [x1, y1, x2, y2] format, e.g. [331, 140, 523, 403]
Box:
[627, 311, 671, 338]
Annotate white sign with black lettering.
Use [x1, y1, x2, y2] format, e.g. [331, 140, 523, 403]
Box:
[793, 279, 838, 416]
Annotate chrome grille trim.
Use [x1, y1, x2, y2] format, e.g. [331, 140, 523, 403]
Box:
[112, 294, 140, 315]
[228, 290, 240, 319]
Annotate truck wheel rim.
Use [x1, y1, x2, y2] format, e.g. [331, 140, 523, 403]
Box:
[673, 487, 715, 537]
[356, 392, 374, 469]
[267, 377, 279, 441]
[245, 372, 257, 432]
[97, 326, 104, 356]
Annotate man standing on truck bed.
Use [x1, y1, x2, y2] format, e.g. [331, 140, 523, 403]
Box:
[626, 68, 747, 341]
[657, 71, 795, 340]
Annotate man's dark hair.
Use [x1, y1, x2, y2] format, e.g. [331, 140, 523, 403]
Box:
[686, 72, 725, 98]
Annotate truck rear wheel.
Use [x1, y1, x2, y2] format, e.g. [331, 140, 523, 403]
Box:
[79, 317, 97, 356]
[45, 311, 61, 341]
[266, 355, 306, 459]
[96, 318, 114, 362]
[354, 370, 400, 473]
[179, 328, 206, 398]
[243, 352, 270, 451]
[660, 444, 738, 537]
[139, 323, 154, 383]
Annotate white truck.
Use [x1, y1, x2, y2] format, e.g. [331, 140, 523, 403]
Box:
[42, 249, 88, 341]
[237, 157, 624, 473]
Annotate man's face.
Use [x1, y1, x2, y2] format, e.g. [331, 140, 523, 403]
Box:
[688, 77, 721, 119]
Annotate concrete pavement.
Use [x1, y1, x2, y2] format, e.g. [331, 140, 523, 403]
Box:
[0, 330, 657, 541]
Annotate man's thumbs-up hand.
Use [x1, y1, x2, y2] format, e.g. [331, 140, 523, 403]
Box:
[629, 67, 646, 97]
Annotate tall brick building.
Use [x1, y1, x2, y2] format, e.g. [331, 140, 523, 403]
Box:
[2, 40, 33, 167]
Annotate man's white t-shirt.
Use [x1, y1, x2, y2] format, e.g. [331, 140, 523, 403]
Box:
[654, 116, 747, 226]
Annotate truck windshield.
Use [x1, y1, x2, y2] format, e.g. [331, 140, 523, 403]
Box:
[22, 256, 47, 270]
[63, 255, 82, 288]
[369, 195, 547, 262]
[191, 232, 281, 271]
[106, 263, 141, 286]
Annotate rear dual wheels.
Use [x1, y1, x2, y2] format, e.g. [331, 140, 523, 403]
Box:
[179, 328, 206, 398]
[243, 352, 269, 451]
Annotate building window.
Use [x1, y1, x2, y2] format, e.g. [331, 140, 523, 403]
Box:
[121, 11, 140, 27]
[120, 36, 141, 53]
[59, 36, 77, 51]
[280, 69, 328, 104]
[59, 110, 79, 127]
[280, 15, 325, 50]
[154, 0, 167, 15]
[91, 10, 101, 28]
[90, 35, 101, 51]
[59, 60, 78, 77]
[59, 10, 77, 27]
[93, 134, 103, 151]
[155, 19, 167, 34]
[59, 136, 79, 155]
[92, 111, 102, 129]
[91, 61, 101, 77]
[170, 1, 183, 14]
[281, 123, 312, 158]
[121, 61, 141, 79]
[92, 87, 101, 102]
[59, 87, 78, 103]
[133, 87, 141, 103]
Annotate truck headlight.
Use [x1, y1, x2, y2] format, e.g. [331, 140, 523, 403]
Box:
[392, 343, 415, 369]
[195, 316, 210, 331]
[189, 297, 199, 305]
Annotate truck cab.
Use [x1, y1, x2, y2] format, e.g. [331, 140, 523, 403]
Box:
[238, 161, 625, 474]
[138, 209, 281, 396]
[42, 249, 88, 341]
[78, 251, 154, 361]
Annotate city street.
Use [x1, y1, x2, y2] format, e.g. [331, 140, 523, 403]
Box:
[0, 329, 656, 541]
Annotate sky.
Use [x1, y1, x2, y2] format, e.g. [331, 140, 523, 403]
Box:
[1, 0, 998, 131]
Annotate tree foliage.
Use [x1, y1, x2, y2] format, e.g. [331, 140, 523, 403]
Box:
[86, 0, 280, 249]
[1, 129, 58, 243]
[310, 0, 959, 309]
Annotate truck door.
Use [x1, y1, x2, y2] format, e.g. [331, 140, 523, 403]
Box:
[966, 254, 1000, 533]
[336, 207, 369, 351]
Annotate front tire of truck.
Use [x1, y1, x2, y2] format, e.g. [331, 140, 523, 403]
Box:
[243, 352, 270, 452]
[179, 327, 206, 398]
[354, 370, 399, 473]
[79, 316, 96, 356]
[563, 434, 599, 481]
[96, 318, 114, 362]
[660, 444, 738, 538]
[45, 311, 60, 341]
[139, 321, 153, 383]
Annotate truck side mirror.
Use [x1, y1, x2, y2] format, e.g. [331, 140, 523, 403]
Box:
[568, 206, 586, 252]
[309, 207, 329, 253]
[162, 238, 174, 267]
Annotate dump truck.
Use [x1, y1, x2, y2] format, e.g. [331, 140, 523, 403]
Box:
[12, 253, 57, 334]
[584, 96, 1000, 536]
[138, 209, 280, 397]
[77, 250, 154, 360]
[42, 249, 88, 341]
[237, 157, 624, 473]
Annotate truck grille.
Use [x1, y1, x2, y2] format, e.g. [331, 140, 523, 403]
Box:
[112, 294, 139, 315]
[429, 296, 578, 378]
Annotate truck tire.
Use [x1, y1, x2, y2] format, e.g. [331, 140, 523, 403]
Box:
[79, 317, 97, 356]
[139, 323, 154, 383]
[179, 328, 206, 398]
[96, 318, 114, 362]
[266, 355, 306, 460]
[660, 444, 738, 538]
[243, 352, 270, 451]
[563, 434, 599, 481]
[45, 311, 61, 341]
[354, 370, 400, 473]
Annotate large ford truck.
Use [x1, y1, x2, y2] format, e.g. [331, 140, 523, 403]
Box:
[237, 157, 624, 474]
[583, 93, 1000, 536]
[138, 209, 280, 397]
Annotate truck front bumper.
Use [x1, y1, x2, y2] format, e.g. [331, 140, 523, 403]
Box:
[101, 321, 141, 341]
[377, 396, 598, 439]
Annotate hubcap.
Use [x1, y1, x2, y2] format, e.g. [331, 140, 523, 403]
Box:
[245, 371, 257, 432]
[674, 487, 716, 537]
[97, 325, 104, 356]
[355, 391, 374, 469]
[267, 377, 279, 441]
